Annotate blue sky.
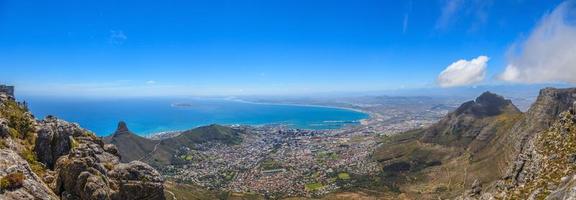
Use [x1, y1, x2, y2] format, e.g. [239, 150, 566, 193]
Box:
[0, 0, 572, 96]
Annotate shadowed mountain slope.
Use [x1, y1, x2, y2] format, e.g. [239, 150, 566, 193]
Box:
[105, 123, 244, 167]
[372, 91, 524, 199]
[370, 88, 576, 199]
[421, 91, 521, 148]
[103, 121, 159, 163]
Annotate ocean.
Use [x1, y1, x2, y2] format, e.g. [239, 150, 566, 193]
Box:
[23, 97, 368, 136]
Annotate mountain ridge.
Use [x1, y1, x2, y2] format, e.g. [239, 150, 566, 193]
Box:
[371, 88, 576, 199]
[104, 122, 245, 167]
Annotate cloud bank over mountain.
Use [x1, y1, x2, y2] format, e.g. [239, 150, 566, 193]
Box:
[499, 1, 576, 83]
[437, 56, 489, 87]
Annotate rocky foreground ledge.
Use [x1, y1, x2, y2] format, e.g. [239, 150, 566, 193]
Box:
[0, 93, 165, 200]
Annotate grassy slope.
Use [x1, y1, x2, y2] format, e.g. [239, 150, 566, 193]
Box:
[164, 181, 263, 200]
[163, 124, 243, 147]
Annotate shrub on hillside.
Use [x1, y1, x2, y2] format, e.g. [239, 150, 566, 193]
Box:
[0, 171, 25, 190]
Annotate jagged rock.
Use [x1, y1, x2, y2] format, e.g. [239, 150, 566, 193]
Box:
[568, 154, 576, 164]
[32, 116, 164, 200]
[1, 88, 165, 200]
[114, 121, 130, 135]
[0, 149, 58, 200]
[54, 126, 163, 200]
[470, 179, 482, 196]
[546, 175, 576, 200]
[103, 144, 119, 158]
[0, 118, 10, 138]
[35, 116, 86, 169]
[501, 88, 576, 187]
[55, 154, 112, 200]
[108, 161, 165, 200]
[484, 94, 576, 199]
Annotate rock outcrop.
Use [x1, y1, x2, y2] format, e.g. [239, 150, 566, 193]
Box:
[0, 85, 14, 99]
[0, 149, 58, 200]
[493, 98, 576, 199]
[0, 91, 165, 200]
[107, 161, 165, 200]
[47, 116, 165, 200]
[35, 116, 86, 169]
[504, 88, 576, 187]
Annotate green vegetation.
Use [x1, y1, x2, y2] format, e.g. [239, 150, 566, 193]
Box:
[19, 148, 46, 177]
[0, 100, 35, 142]
[508, 111, 576, 199]
[103, 162, 115, 171]
[164, 181, 263, 200]
[0, 99, 47, 179]
[179, 154, 193, 161]
[260, 158, 282, 170]
[70, 137, 79, 149]
[337, 172, 350, 180]
[175, 124, 243, 145]
[82, 130, 99, 141]
[0, 140, 7, 149]
[317, 151, 338, 160]
[223, 171, 236, 181]
[0, 171, 25, 190]
[305, 182, 324, 191]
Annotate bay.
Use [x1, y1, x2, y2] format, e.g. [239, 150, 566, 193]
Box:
[24, 97, 368, 136]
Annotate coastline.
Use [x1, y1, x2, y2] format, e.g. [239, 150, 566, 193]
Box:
[142, 99, 375, 138]
[229, 99, 377, 126]
[228, 98, 371, 117]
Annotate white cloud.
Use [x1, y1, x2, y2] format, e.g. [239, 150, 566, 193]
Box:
[437, 56, 489, 87]
[499, 1, 576, 83]
[146, 80, 157, 84]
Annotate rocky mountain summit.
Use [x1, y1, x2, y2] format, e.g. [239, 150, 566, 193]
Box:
[103, 122, 160, 164]
[421, 91, 521, 148]
[373, 88, 576, 199]
[0, 91, 165, 200]
[467, 88, 576, 199]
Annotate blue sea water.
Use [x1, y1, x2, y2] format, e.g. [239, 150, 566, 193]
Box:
[23, 97, 368, 136]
